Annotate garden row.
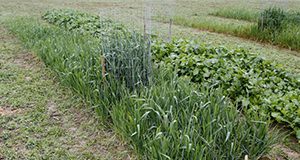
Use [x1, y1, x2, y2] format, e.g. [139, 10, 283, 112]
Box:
[210, 7, 300, 24]
[152, 39, 300, 138]
[169, 7, 300, 51]
[43, 9, 299, 140]
[225, 7, 300, 50]
[3, 9, 295, 159]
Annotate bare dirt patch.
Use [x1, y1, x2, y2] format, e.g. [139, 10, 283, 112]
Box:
[47, 101, 60, 120]
[13, 52, 41, 69]
[61, 106, 132, 159]
[0, 106, 23, 116]
[0, 26, 14, 41]
[279, 145, 300, 159]
[264, 144, 300, 160]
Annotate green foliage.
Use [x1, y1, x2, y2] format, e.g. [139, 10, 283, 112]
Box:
[43, 9, 151, 91]
[42, 9, 125, 38]
[40, 8, 300, 141]
[254, 7, 300, 50]
[258, 7, 286, 32]
[285, 11, 300, 25]
[172, 7, 300, 51]
[5, 16, 279, 159]
[152, 39, 300, 139]
[100, 30, 151, 90]
[112, 74, 276, 159]
[0, 25, 129, 159]
[5, 18, 123, 121]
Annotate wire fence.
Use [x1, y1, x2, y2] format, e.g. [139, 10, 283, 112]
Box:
[96, 0, 177, 91]
[96, 0, 299, 91]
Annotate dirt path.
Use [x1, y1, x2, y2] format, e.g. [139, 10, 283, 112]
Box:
[0, 26, 132, 159]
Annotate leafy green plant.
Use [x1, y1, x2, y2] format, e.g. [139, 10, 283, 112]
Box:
[42, 9, 125, 39]
[152, 39, 300, 140]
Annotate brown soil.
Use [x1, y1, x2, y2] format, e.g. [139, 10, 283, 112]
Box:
[0, 107, 23, 116]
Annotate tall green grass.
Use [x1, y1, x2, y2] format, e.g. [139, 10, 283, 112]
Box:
[5, 18, 125, 121]
[247, 24, 300, 50]
[100, 30, 151, 91]
[168, 15, 300, 51]
[42, 10, 151, 90]
[168, 7, 300, 51]
[5, 18, 278, 159]
[170, 15, 252, 39]
[209, 8, 258, 22]
[112, 74, 277, 159]
[43, 9, 152, 90]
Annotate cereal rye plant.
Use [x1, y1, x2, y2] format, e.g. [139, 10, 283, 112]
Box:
[4, 18, 126, 121]
[112, 72, 278, 159]
[5, 18, 279, 159]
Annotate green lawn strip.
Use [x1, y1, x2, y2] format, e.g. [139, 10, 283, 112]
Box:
[0, 26, 131, 160]
[4, 17, 279, 159]
[159, 7, 300, 52]
[209, 8, 259, 22]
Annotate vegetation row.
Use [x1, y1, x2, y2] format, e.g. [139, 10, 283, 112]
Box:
[43, 9, 299, 140]
[171, 7, 300, 51]
[4, 9, 298, 159]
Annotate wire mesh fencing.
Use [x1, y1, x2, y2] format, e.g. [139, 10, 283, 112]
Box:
[99, 28, 151, 91]
[96, 0, 177, 92]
